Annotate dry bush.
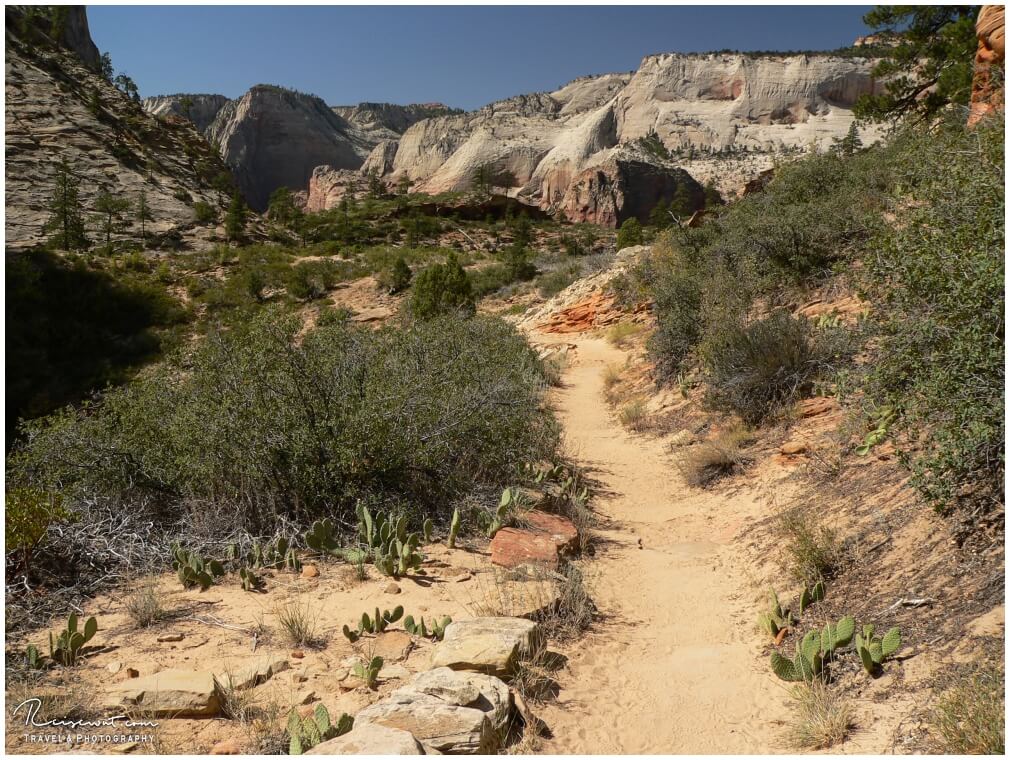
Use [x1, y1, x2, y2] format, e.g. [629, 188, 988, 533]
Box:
[606, 321, 644, 348]
[778, 507, 839, 584]
[541, 353, 568, 387]
[679, 427, 753, 487]
[787, 681, 854, 749]
[274, 599, 318, 647]
[928, 664, 1004, 754]
[618, 398, 650, 431]
[123, 578, 170, 628]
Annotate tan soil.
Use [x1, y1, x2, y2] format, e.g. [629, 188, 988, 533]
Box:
[532, 332, 793, 753]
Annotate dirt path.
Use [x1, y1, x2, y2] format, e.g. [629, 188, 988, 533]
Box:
[534, 333, 791, 754]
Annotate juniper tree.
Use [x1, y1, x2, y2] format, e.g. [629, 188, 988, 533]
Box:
[225, 193, 247, 242]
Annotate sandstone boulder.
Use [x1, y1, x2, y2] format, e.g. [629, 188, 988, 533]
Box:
[104, 670, 220, 717]
[430, 617, 539, 677]
[305, 723, 425, 755]
[523, 510, 580, 554]
[969, 5, 1005, 127]
[354, 667, 511, 754]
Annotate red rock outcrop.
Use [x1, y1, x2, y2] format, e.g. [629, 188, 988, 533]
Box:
[968, 5, 1005, 127]
[536, 291, 650, 334]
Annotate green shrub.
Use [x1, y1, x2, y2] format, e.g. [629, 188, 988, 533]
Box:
[381, 256, 412, 294]
[536, 264, 581, 298]
[193, 201, 216, 224]
[862, 118, 1004, 519]
[410, 252, 475, 318]
[616, 218, 643, 250]
[5, 487, 74, 571]
[9, 312, 558, 534]
[700, 310, 827, 425]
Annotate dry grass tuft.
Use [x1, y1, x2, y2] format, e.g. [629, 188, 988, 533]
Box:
[123, 578, 170, 628]
[274, 599, 319, 647]
[542, 353, 568, 387]
[618, 398, 650, 431]
[787, 681, 854, 749]
[678, 426, 753, 487]
[606, 321, 644, 347]
[778, 507, 840, 584]
[928, 664, 1004, 754]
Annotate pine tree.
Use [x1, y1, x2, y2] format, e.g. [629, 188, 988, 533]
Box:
[833, 122, 863, 157]
[225, 193, 247, 241]
[43, 159, 88, 251]
[136, 190, 153, 245]
[93, 191, 131, 254]
[616, 218, 643, 250]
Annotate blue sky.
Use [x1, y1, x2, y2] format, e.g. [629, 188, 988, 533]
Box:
[88, 5, 874, 110]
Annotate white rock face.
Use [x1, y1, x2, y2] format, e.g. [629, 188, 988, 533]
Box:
[376, 53, 883, 221]
[142, 94, 231, 132]
[205, 85, 374, 210]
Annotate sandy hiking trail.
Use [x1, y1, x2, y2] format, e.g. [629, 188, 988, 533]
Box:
[534, 333, 792, 754]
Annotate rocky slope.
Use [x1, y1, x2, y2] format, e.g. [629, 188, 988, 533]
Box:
[142, 93, 231, 132]
[5, 6, 235, 251]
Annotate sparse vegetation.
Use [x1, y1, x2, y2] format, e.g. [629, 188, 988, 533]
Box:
[275, 600, 318, 647]
[123, 579, 169, 627]
[778, 508, 839, 585]
[787, 681, 854, 749]
[928, 664, 1004, 754]
[679, 427, 752, 487]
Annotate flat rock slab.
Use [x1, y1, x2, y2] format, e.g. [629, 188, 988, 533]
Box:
[215, 655, 289, 690]
[104, 669, 220, 717]
[523, 510, 579, 553]
[355, 667, 511, 754]
[306, 723, 424, 755]
[430, 617, 539, 677]
[366, 631, 414, 663]
[490, 527, 559, 569]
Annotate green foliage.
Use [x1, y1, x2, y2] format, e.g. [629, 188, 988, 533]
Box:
[48, 613, 98, 666]
[43, 158, 88, 251]
[342, 605, 404, 642]
[171, 544, 225, 590]
[93, 191, 132, 254]
[757, 589, 795, 639]
[403, 614, 452, 640]
[799, 580, 826, 614]
[854, 624, 901, 674]
[238, 566, 263, 592]
[10, 313, 558, 534]
[25, 644, 43, 670]
[770, 616, 853, 682]
[700, 311, 830, 425]
[6, 250, 188, 434]
[832, 122, 863, 156]
[616, 218, 643, 250]
[382, 256, 412, 294]
[854, 6, 978, 122]
[225, 193, 247, 241]
[267, 186, 303, 228]
[5, 487, 73, 570]
[862, 119, 1003, 519]
[351, 655, 384, 689]
[193, 201, 216, 224]
[410, 252, 475, 319]
[287, 704, 352, 755]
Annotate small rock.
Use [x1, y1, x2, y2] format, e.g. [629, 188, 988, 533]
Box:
[114, 667, 140, 682]
[209, 739, 242, 755]
[454, 573, 473, 583]
[106, 661, 123, 675]
[291, 650, 305, 659]
[368, 631, 414, 663]
[294, 688, 317, 705]
[157, 633, 184, 643]
[380, 663, 411, 681]
[780, 441, 807, 456]
[301, 565, 319, 579]
[384, 582, 402, 595]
